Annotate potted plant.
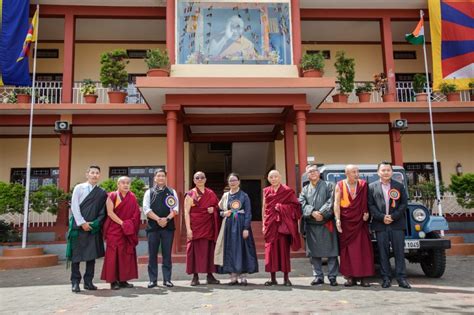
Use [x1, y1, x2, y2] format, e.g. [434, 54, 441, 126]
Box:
[355, 82, 373, 103]
[145, 48, 170, 77]
[374, 72, 395, 102]
[80, 79, 98, 104]
[15, 87, 32, 103]
[100, 49, 129, 103]
[301, 52, 325, 77]
[413, 74, 428, 102]
[439, 81, 459, 101]
[332, 51, 355, 103]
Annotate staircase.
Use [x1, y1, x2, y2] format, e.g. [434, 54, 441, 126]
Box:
[446, 235, 474, 256]
[138, 221, 306, 264]
[445, 215, 474, 255]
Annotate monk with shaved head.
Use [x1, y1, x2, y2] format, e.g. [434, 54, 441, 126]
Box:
[334, 165, 374, 287]
[101, 176, 141, 290]
[262, 170, 301, 286]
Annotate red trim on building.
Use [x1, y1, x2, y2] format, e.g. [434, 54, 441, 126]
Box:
[300, 9, 423, 20]
[0, 115, 59, 126]
[389, 126, 403, 166]
[56, 130, 72, 241]
[380, 17, 396, 95]
[72, 114, 166, 126]
[62, 13, 75, 103]
[36, 5, 166, 19]
[295, 108, 309, 179]
[167, 94, 307, 106]
[402, 112, 474, 124]
[166, 0, 176, 64]
[184, 114, 284, 125]
[189, 133, 275, 143]
[307, 113, 390, 124]
[291, 0, 302, 65]
[284, 119, 297, 191]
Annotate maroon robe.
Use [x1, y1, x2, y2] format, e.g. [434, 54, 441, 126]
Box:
[337, 180, 375, 277]
[100, 191, 140, 283]
[263, 184, 302, 273]
[186, 187, 220, 274]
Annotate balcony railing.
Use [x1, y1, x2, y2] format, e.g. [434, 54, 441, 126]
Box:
[324, 81, 472, 104]
[1, 80, 471, 105]
[1, 81, 144, 104]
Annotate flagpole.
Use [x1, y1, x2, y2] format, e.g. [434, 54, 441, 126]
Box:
[21, 3, 40, 249]
[420, 9, 444, 236]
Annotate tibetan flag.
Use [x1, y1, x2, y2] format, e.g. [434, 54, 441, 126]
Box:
[0, 0, 31, 86]
[17, 9, 39, 62]
[428, 0, 474, 90]
[405, 16, 425, 45]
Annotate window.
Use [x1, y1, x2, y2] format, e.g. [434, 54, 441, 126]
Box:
[208, 143, 232, 153]
[306, 50, 331, 59]
[404, 162, 442, 186]
[394, 51, 417, 60]
[126, 49, 147, 59]
[109, 166, 165, 188]
[396, 73, 432, 82]
[34, 49, 59, 59]
[10, 168, 59, 191]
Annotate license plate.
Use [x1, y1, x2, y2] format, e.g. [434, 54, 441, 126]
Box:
[405, 240, 420, 249]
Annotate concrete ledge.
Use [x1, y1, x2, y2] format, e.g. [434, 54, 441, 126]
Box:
[3, 247, 44, 257]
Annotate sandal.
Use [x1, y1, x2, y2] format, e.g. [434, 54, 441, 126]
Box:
[264, 280, 278, 286]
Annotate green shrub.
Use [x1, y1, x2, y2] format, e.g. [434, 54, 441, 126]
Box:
[438, 82, 457, 95]
[99, 49, 129, 91]
[0, 182, 25, 214]
[301, 52, 325, 72]
[0, 220, 21, 243]
[449, 173, 474, 209]
[355, 82, 373, 94]
[334, 51, 355, 94]
[409, 180, 446, 210]
[145, 48, 170, 70]
[29, 185, 68, 215]
[412, 74, 427, 94]
[80, 79, 97, 96]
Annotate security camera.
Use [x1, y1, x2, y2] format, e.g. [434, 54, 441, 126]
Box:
[392, 119, 408, 129]
[54, 120, 70, 132]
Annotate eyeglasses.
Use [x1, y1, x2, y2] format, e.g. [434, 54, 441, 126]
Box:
[194, 176, 206, 180]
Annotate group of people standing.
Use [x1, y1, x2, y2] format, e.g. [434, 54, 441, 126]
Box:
[67, 161, 411, 293]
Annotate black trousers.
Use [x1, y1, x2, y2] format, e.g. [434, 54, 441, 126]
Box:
[71, 259, 95, 284]
[147, 229, 174, 282]
[376, 229, 407, 282]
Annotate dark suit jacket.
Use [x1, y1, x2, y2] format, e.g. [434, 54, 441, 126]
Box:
[368, 179, 408, 232]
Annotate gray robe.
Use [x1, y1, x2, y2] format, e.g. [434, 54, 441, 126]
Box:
[299, 180, 339, 258]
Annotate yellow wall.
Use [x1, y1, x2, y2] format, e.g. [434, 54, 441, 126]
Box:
[402, 134, 474, 184]
[70, 137, 167, 187]
[274, 140, 287, 184]
[32, 43, 166, 81]
[0, 138, 59, 182]
[302, 44, 432, 81]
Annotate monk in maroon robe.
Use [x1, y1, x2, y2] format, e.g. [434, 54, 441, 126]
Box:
[263, 170, 301, 286]
[334, 165, 374, 287]
[101, 176, 141, 290]
[184, 171, 221, 286]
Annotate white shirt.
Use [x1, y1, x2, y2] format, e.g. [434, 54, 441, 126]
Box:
[70, 182, 96, 226]
[143, 186, 179, 215]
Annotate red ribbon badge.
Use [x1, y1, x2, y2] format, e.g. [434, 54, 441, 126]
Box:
[388, 188, 400, 208]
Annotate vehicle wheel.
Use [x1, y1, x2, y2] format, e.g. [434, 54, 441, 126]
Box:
[420, 232, 446, 278]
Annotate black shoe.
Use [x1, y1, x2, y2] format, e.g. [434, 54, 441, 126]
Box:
[311, 278, 324, 286]
[110, 282, 120, 290]
[207, 275, 220, 285]
[147, 281, 158, 289]
[163, 281, 174, 288]
[119, 281, 134, 288]
[329, 279, 338, 287]
[382, 279, 391, 289]
[264, 280, 278, 286]
[72, 282, 81, 293]
[84, 282, 97, 290]
[398, 279, 412, 289]
[360, 278, 371, 287]
[283, 279, 292, 286]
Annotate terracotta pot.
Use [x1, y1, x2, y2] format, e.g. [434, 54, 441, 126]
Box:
[16, 94, 31, 103]
[107, 91, 127, 103]
[332, 94, 348, 103]
[357, 92, 371, 103]
[302, 69, 323, 78]
[382, 93, 396, 102]
[147, 69, 170, 77]
[84, 94, 98, 104]
[415, 93, 428, 102]
[446, 92, 460, 102]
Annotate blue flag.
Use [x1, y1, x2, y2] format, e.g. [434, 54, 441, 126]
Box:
[0, 0, 31, 86]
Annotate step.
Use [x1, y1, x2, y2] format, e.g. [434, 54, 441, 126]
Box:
[445, 236, 465, 244]
[0, 254, 58, 269]
[447, 243, 474, 256]
[2, 247, 44, 257]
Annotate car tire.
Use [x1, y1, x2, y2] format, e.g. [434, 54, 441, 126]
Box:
[420, 232, 446, 278]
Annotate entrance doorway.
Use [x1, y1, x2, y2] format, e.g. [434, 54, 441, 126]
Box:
[189, 142, 275, 221]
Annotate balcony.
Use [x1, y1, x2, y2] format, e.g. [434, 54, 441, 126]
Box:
[1, 81, 145, 104]
[324, 81, 472, 103]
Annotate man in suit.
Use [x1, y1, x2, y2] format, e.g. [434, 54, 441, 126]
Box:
[368, 162, 411, 289]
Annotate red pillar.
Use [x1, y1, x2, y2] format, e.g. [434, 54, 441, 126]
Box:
[284, 120, 297, 191]
[295, 105, 310, 180]
[62, 12, 76, 103]
[380, 16, 396, 95]
[291, 0, 302, 66]
[56, 128, 72, 240]
[389, 126, 404, 166]
[166, 0, 176, 64]
[174, 122, 184, 253]
[164, 105, 180, 189]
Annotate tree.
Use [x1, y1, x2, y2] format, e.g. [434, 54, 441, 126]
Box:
[409, 180, 446, 210]
[449, 173, 474, 209]
[29, 184, 68, 215]
[0, 182, 25, 214]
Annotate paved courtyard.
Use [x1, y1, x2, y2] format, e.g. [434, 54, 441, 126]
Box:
[0, 256, 473, 314]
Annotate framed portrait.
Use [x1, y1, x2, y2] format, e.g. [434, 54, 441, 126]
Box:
[176, 0, 293, 65]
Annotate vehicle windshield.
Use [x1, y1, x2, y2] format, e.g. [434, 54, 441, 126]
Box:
[325, 172, 405, 188]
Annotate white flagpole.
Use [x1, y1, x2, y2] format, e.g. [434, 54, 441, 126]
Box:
[420, 9, 444, 236]
[22, 3, 40, 248]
